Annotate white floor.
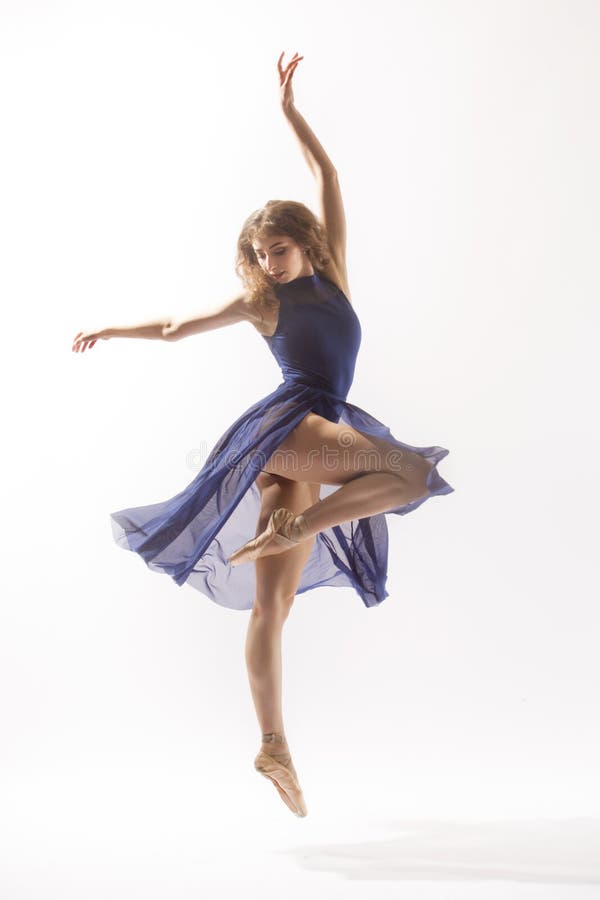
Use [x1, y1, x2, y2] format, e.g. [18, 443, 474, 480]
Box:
[3, 757, 600, 900]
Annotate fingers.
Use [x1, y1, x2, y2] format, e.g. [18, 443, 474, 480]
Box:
[284, 62, 300, 87]
[288, 58, 303, 79]
[72, 332, 97, 352]
[281, 58, 302, 91]
[279, 50, 301, 62]
[278, 51, 304, 74]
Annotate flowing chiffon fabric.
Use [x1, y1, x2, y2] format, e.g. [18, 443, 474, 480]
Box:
[110, 273, 454, 609]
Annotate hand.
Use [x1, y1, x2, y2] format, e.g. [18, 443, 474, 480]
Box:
[72, 329, 108, 353]
[278, 51, 303, 111]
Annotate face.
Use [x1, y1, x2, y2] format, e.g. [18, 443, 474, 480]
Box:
[251, 232, 314, 284]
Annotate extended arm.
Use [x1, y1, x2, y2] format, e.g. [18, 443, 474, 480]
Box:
[72, 294, 251, 352]
[100, 318, 172, 340]
[161, 293, 250, 341]
[72, 317, 171, 352]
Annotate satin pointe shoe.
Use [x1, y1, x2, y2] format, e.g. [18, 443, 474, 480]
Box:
[254, 732, 308, 818]
[228, 507, 309, 567]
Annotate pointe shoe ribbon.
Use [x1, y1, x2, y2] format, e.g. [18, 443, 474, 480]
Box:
[228, 507, 305, 567]
[254, 749, 308, 817]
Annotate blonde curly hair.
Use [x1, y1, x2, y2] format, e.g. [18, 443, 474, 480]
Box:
[235, 199, 332, 322]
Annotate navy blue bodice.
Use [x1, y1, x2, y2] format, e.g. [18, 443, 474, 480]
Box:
[262, 273, 362, 399]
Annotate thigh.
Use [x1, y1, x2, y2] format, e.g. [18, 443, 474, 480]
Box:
[263, 412, 432, 487]
[253, 474, 320, 613]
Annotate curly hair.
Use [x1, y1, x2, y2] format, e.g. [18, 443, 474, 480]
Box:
[235, 199, 332, 323]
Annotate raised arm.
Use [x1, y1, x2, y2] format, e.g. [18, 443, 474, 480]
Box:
[278, 52, 347, 273]
[278, 52, 336, 178]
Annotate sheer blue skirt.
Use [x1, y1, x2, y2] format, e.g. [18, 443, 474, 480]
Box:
[110, 380, 454, 610]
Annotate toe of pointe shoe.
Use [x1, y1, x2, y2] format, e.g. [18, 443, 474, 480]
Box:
[254, 750, 308, 818]
[228, 508, 298, 567]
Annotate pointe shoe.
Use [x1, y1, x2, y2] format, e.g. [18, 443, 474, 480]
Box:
[254, 732, 308, 818]
[228, 507, 308, 567]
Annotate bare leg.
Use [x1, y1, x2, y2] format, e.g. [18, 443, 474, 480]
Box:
[245, 475, 317, 739]
[299, 470, 429, 538]
[245, 606, 287, 738]
[244, 473, 316, 816]
[246, 470, 430, 559]
[251, 413, 434, 551]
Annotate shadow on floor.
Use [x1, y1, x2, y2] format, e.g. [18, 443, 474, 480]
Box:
[282, 818, 600, 884]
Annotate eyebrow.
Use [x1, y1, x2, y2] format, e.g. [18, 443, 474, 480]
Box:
[253, 241, 285, 252]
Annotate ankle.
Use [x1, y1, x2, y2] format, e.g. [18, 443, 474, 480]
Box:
[290, 514, 310, 542]
[261, 731, 287, 746]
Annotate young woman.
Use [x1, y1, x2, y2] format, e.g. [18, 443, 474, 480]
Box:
[72, 52, 454, 819]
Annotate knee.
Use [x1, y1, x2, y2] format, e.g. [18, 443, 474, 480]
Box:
[252, 592, 295, 620]
[255, 470, 278, 492]
[391, 470, 429, 505]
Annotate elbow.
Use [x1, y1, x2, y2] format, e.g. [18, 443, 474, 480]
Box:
[317, 165, 338, 180]
[161, 319, 181, 341]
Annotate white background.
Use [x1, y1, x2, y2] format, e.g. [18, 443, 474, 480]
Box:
[1, 0, 599, 897]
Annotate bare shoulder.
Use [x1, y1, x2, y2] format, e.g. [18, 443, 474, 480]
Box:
[211, 290, 263, 328]
[223, 289, 263, 328]
[319, 256, 353, 304]
[237, 291, 262, 323]
[174, 290, 262, 341]
[237, 289, 277, 336]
